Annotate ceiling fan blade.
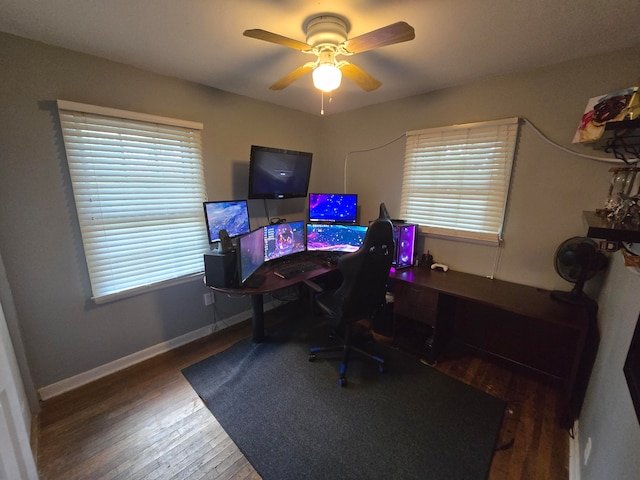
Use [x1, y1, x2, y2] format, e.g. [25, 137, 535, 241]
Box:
[243, 29, 311, 51]
[269, 63, 315, 90]
[342, 21, 415, 54]
[340, 62, 382, 92]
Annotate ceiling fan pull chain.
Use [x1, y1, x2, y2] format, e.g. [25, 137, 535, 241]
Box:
[321, 91, 325, 115]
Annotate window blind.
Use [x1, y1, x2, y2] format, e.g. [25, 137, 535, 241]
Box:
[400, 118, 519, 244]
[57, 100, 208, 303]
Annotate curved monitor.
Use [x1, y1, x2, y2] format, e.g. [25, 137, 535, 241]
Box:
[306, 224, 368, 253]
[248, 145, 313, 199]
[308, 193, 358, 224]
[264, 221, 306, 261]
[203, 200, 251, 244]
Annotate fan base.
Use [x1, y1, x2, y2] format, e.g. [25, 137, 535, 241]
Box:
[550, 290, 597, 310]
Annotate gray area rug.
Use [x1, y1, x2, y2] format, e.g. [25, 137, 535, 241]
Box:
[183, 314, 505, 480]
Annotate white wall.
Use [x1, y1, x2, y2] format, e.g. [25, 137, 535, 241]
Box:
[580, 253, 640, 480]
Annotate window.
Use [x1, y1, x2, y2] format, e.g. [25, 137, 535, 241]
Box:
[400, 118, 519, 244]
[57, 100, 208, 303]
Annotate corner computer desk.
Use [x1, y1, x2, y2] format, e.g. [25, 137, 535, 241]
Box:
[209, 259, 597, 426]
[208, 255, 336, 343]
[390, 266, 598, 426]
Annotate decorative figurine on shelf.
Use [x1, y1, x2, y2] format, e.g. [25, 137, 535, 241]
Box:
[609, 193, 640, 228]
[602, 167, 640, 226]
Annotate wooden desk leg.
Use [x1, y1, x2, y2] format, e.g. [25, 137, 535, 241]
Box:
[251, 294, 265, 343]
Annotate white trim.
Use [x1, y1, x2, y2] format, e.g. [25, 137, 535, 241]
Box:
[569, 420, 581, 480]
[92, 273, 204, 305]
[37, 299, 281, 400]
[406, 117, 519, 136]
[56, 99, 203, 130]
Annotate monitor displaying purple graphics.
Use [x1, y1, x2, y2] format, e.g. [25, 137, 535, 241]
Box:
[248, 145, 313, 199]
[264, 221, 306, 261]
[203, 200, 251, 244]
[306, 224, 368, 253]
[308, 193, 358, 224]
[238, 227, 265, 284]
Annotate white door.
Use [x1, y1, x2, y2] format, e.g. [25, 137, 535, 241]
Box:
[0, 300, 38, 480]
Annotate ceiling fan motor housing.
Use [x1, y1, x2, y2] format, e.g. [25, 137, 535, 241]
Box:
[305, 15, 348, 48]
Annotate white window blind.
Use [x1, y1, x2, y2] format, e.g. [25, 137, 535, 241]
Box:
[57, 100, 208, 303]
[400, 118, 519, 244]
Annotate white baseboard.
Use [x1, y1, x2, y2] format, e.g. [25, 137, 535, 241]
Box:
[38, 300, 281, 400]
[569, 420, 580, 480]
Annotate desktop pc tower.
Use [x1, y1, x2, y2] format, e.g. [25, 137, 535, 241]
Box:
[204, 251, 238, 288]
[392, 223, 417, 269]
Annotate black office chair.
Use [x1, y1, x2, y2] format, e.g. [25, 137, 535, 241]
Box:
[308, 213, 394, 387]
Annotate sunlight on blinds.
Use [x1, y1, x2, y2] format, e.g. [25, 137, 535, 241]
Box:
[400, 118, 519, 244]
[57, 100, 208, 303]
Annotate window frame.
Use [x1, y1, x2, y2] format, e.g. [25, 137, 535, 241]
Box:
[400, 117, 519, 244]
[57, 100, 208, 304]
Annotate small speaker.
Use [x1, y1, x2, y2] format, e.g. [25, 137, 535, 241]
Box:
[218, 229, 233, 253]
[204, 251, 238, 288]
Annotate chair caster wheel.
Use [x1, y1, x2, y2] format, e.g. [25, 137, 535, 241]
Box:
[308, 354, 316, 362]
[338, 377, 347, 387]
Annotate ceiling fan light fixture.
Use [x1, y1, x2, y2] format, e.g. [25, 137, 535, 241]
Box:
[313, 63, 342, 92]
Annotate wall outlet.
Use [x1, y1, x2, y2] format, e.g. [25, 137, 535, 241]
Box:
[203, 292, 215, 306]
[584, 436, 592, 466]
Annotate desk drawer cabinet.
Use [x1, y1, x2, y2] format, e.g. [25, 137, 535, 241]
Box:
[394, 282, 438, 325]
[392, 281, 452, 363]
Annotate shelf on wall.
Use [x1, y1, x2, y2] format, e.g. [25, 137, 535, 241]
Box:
[584, 210, 640, 243]
[592, 118, 640, 164]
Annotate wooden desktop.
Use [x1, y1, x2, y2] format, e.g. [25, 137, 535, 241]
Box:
[389, 266, 598, 426]
[208, 255, 336, 342]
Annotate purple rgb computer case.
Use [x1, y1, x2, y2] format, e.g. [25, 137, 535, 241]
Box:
[393, 223, 417, 268]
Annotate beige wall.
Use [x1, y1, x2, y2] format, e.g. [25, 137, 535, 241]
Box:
[2, 30, 640, 480]
[0, 32, 320, 388]
[321, 48, 640, 289]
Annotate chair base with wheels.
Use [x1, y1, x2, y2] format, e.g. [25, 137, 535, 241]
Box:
[308, 321, 385, 387]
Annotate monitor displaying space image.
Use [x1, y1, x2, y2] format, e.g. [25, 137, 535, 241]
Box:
[238, 227, 265, 284]
[308, 193, 358, 224]
[203, 200, 251, 244]
[306, 224, 368, 253]
[264, 221, 306, 261]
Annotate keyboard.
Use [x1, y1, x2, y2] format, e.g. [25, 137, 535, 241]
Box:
[273, 261, 320, 279]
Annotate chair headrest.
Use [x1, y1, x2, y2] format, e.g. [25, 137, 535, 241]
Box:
[379, 202, 391, 220]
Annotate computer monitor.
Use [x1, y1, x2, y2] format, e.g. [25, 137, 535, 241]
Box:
[263, 221, 306, 261]
[203, 200, 251, 244]
[308, 193, 358, 224]
[237, 227, 265, 285]
[306, 224, 368, 253]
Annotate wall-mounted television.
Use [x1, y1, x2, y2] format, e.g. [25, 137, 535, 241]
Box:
[203, 200, 251, 244]
[248, 145, 313, 199]
[264, 221, 306, 261]
[308, 193, 358, 224]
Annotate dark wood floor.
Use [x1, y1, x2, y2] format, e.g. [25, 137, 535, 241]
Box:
[34, 304, 569, 480]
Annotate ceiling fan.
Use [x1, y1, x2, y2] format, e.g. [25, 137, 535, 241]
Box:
[243, 15, 415, 93]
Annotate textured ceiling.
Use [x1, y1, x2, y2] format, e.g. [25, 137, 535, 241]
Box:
[1, 0, 639, 115]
